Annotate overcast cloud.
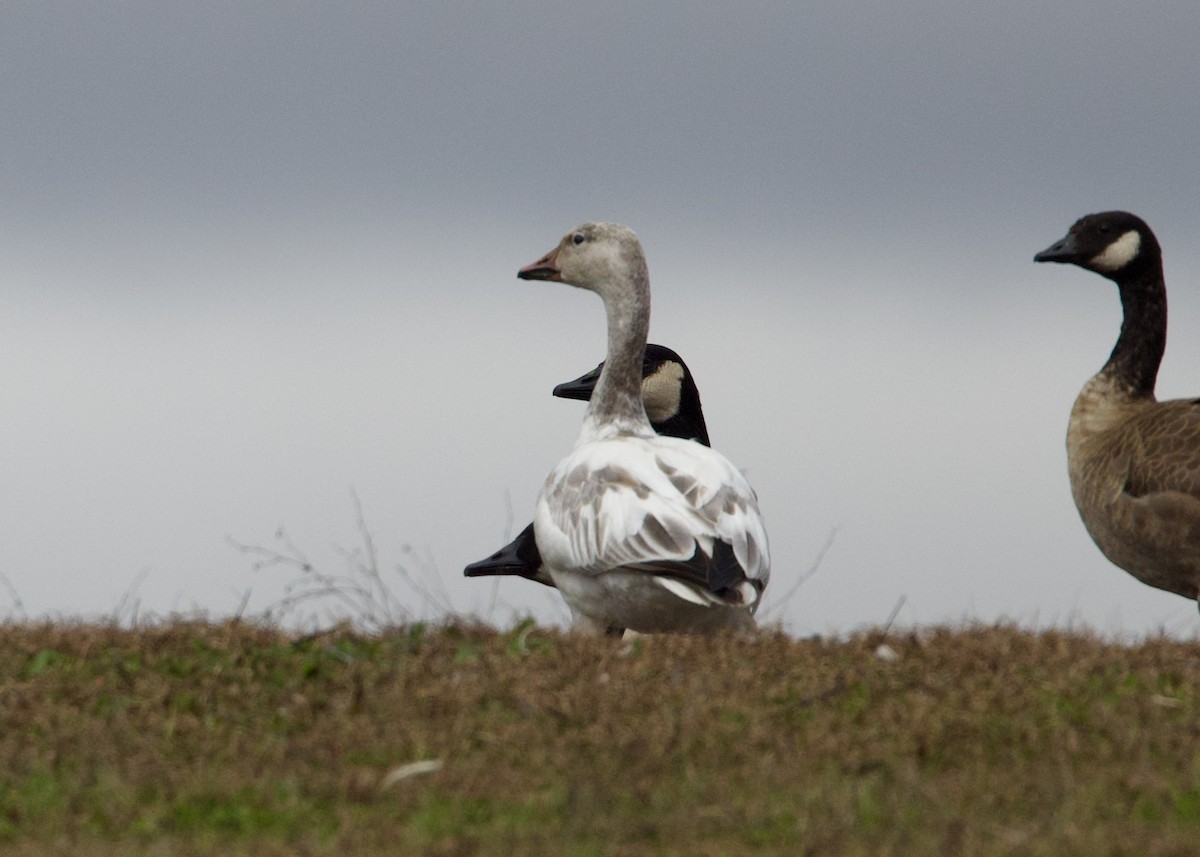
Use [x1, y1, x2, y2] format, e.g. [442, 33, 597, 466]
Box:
[2, 3, 1200, 636]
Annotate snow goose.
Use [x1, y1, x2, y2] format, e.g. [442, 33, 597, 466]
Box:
[1035, 211, 1200, 606]
[515, 222, 769, 634]
[464, 345, 712, 632]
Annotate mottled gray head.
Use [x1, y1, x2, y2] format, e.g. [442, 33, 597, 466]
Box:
[517, 222, 647, 299]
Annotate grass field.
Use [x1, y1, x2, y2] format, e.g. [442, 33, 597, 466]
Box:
[1, 619, 1199, 855]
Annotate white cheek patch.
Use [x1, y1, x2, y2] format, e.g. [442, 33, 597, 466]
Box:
[641, 361, 684, 423]
[1090, 230, 1141, 272]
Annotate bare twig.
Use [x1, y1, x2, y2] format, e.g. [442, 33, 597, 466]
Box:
[761, 525, 840, 620]
[483, 491, 518, 622]
[880, 594, 908, 638]
[231, 588, 252, 623]
[111, 568, 150, 626]
[396, 544, 453, 615]
[0, 574, 26, 620]
[233, 492, 449, 632]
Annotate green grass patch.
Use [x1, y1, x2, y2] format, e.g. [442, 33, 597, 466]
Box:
[1, 621, 1199, 854]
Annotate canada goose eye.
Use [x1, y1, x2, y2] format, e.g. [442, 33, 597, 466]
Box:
[572, 232, 585, 246]
[1097, 222, 1112, 235]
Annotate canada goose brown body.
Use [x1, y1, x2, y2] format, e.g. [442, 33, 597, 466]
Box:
[1036, 211, 1200, 603]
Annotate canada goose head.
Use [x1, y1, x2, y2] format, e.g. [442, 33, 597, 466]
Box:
[463, 523, 544, 582]
[1035, 210, 1168, 399]
[517, 222, 647, 300]
[1034, 211, 1162, 282]
[552, 344, 712, 446]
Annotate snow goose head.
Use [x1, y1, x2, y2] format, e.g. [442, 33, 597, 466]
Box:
[519, 222, 653, 441]
[519, 221, 647, 300]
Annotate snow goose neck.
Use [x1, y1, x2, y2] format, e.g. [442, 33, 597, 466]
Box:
[464, 344, 713, 629]
[516, 222, 770, 634]
[1035, 211, 1200, 606]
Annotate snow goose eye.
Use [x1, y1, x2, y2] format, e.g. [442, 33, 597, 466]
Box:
[572, 232, 586, 246]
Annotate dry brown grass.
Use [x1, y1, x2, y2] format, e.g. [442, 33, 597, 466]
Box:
[1, 620, 1199, 855]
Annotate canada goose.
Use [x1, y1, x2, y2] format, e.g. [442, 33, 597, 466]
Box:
[1035, 211, 1200, 605]
[515, 222, 770, 634]
[464, 344, 712, 595]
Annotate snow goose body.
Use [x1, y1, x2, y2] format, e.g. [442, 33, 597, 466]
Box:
[517, 222, 769, 634]
[464, 345, 711, 600]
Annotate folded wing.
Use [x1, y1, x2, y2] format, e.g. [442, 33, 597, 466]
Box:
[534, 435, 770, 601]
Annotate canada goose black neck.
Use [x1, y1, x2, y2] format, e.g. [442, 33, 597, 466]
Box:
[1106, 263, 1167, 399]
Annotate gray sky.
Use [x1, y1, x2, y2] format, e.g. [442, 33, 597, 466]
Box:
[3, 2, 1200, 636]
